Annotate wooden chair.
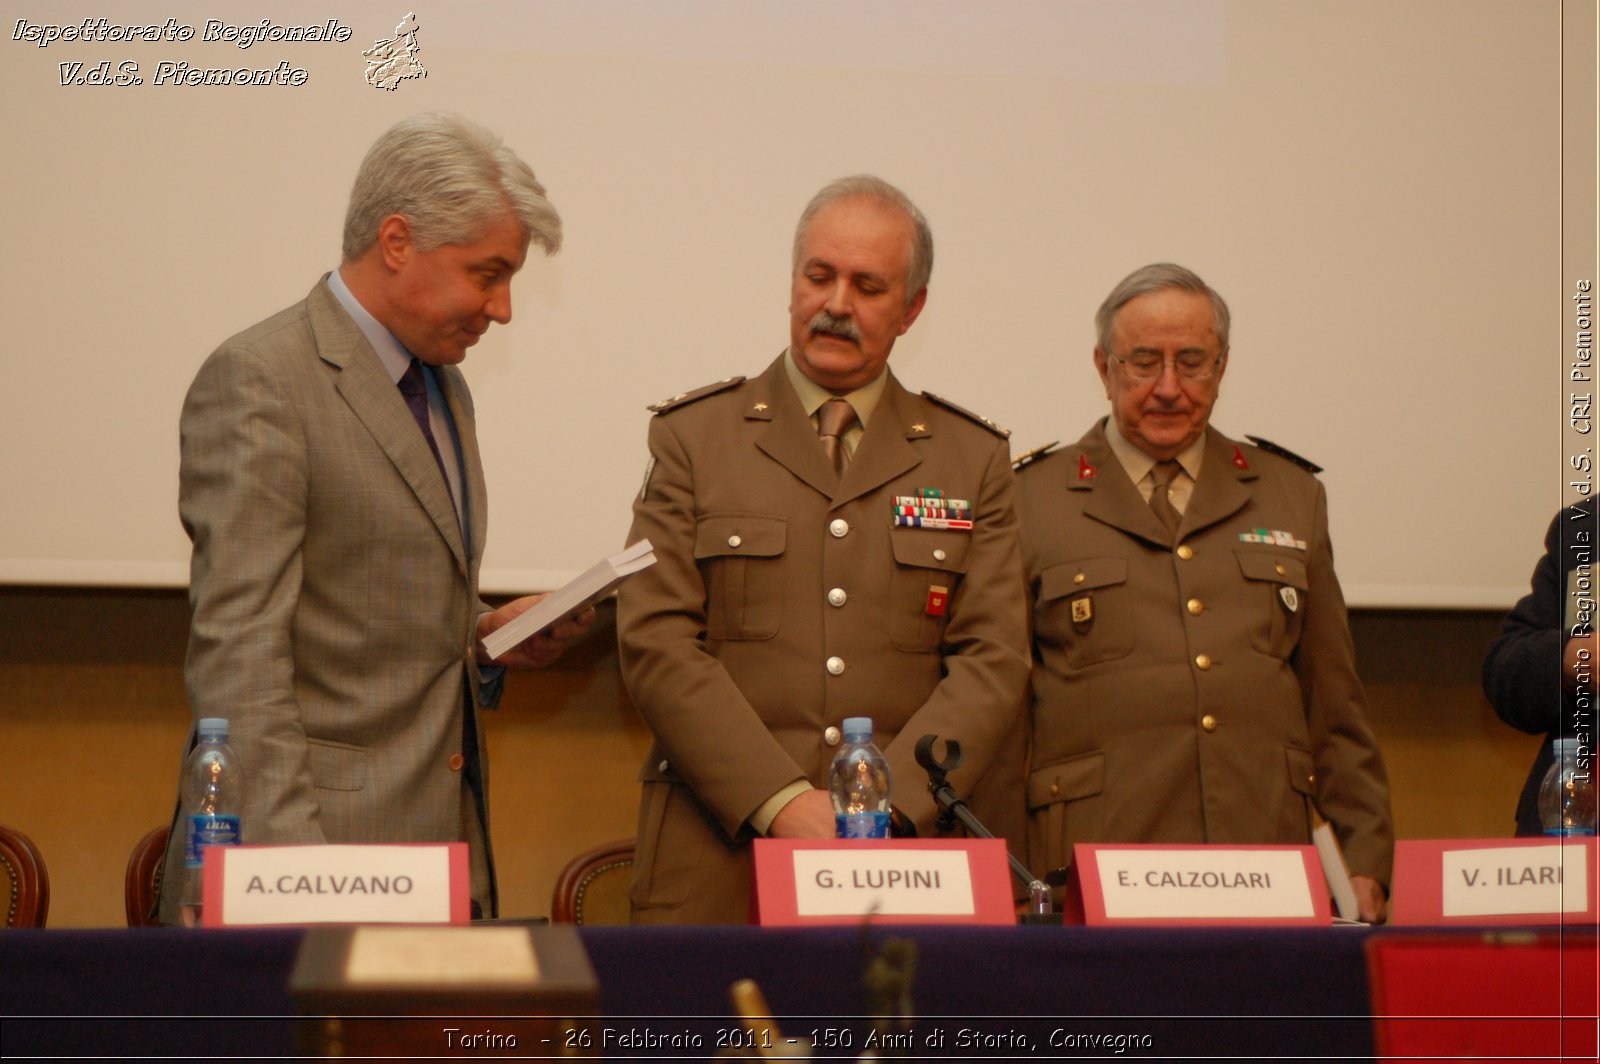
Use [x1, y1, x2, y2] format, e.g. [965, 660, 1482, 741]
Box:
[0, 822, 50, 928]
[125, 825, 169, 927]
[549, 839, 635, 925]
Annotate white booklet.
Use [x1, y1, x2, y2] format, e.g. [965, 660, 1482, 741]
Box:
[1312, 819, 1362, 923]
[481, 539, 656, 661]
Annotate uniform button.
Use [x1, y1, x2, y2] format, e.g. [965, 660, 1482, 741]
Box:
[824, 726, 842, 746]
[1176, 545, 1194, 560]
[826, 656, 846, 675]
[933, 548, 947, 562]
[1186, 598, 1204, 616]
[448, 754, 465, 771]
[1201, 714, 1217, 732]
[827, 587, 848, 607]
[1274, 563, 1287, 576]
[727, 534, 742, 548]
[1074, 572, 1086, 584]
[1049, 783, 1060, 796]
[1307, 773, 1316, 785]
[658, 760, 670, 774]
[1195, 654, 1213, 670]
[829, 518, 850, 538]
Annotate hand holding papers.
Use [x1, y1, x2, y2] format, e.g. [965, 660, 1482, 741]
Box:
[481, 540, 656, 662]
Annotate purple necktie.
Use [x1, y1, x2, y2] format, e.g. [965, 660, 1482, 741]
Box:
[397, 358, 448, 479]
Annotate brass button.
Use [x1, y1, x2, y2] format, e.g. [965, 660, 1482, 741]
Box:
[728, 534, 742, 548]
[1201, 714, 1217, 732]
[933, 549, 947, 562]
[1275, 563, 1286, 576]
[827, 588, 847, 607]
[1195, 654, 1213, 670]
[448, 754, 465, 771]
[826, 656, 846, 675]
[1186, 598, 1204, 616]
[658, 760, 670, 773]
[1049, 783, 1060, 796]
[829, 519, 850, 538]
[824, 726, 842, 746]
[1308, 773, 1316, 785]
[1176, 545, 1194, 560]
[1073, 572, 1086, 584]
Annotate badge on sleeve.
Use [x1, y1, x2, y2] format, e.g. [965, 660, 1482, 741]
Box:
[638, 455, 656, 501]
[925, 585, 949, 617]
[1279, 587, 1300, 613]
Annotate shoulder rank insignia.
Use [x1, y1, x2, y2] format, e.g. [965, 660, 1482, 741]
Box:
[920, 391, 1011, 438]
[647, 376, 745, 414]
[1245, 435, 1323, 475]
[1012, 441, 1060, 472]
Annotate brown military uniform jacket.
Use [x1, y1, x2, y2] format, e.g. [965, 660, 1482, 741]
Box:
[1015, 420, 1393, 886]
[617, 355, 1030, 923]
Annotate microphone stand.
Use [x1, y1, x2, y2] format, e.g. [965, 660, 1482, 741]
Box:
[914, 735, 1053, 917]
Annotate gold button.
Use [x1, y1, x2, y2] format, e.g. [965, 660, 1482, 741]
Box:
[1186, 598, 1203, 616]
[1308, 773, 1316, 785]
[1073, 572, 1086, 584]
[728, 534, 742, 548]
[448, 753, 465, 771]
[1176, 545, 1194, 560]
[1195, 654, 1212, 670]
[1201, 714, 1217, 732]
[1275, 563, 1286, 576]
[829, 519, 850, 538]
[823, 726, 842, 746]
[1049, 783, 1060, 796]
[933, 549, 947, 562]
[827, 588, 847, 607]
[658, 760, 670, 774]
[826, 656, 846, 675]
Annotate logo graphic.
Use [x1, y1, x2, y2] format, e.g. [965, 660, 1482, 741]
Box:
[363, 13, 425, 91]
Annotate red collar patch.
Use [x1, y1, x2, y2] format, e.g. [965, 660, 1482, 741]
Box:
[1078, 453, 1097, 480]
[1232, 445, 1250, 470]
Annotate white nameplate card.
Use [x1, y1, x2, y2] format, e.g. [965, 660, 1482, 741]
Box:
[752, 839, 1014, 926]
[1389, 837, 1598, 925]
[1075, 844, 1330, 925]
[203, 843, 469, 927]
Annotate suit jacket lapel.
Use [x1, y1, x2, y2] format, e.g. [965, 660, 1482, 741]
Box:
[832, 374, 922, 508]
[751, 358, 838, 499]
[438, 366, 484, 580]
[1073, 420, 1172, 548]
[308, 282, 469, 575]
[1180, 429, 1257, 536]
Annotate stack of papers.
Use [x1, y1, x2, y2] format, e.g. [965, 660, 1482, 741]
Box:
[482, 539, 655, 661]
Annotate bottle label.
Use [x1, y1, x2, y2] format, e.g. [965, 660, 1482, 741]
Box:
[184, 814, 241, 868]
[1542, 826, 1598, 836]
[835, 811, 891, 839]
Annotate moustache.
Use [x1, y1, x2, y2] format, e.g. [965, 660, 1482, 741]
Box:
[808, 310, 861, 344]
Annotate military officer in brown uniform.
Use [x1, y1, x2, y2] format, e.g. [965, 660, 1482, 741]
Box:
[1013, 263, 1393, 922]
[617, 176, 1030, 924]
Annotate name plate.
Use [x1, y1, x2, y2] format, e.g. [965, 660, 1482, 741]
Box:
[1075, 844, 1329, 925]
[203, 843, 470, 927]
[752, 839, 1014, 926]
[1389, 837, 1598, 925]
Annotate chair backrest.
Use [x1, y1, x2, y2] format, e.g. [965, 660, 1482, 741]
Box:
[549, 839, 635, 925]
[0, 823, 50, 928]
[125, 825, 170, 927]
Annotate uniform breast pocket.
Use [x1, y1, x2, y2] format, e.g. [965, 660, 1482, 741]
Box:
[1037, 558, 1134, 669]
[695, 513, 786, 640]
[1235, 550, 1309, 659]
[888, 528, 969, 652]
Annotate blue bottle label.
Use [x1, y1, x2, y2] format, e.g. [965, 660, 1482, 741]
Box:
[1542, 827, 1598, 836]
[836, 811, 890, 839]
[184, 814, 241, 867]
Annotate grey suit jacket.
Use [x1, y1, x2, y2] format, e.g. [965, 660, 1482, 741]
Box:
[157, 277, 497, 923]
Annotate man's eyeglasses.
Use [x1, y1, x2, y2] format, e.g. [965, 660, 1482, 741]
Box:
[1107, 350, 1224, 382]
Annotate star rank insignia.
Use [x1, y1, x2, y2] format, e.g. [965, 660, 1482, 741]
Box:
[753, 402, 768, 412]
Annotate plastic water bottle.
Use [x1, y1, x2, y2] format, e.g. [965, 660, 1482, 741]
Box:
[180, 718, 243, 926]
[1538, 737, 1597, 836]
[830, 717, 892, 838]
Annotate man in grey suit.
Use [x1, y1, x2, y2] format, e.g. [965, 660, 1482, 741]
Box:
[157, 113, 588, 924]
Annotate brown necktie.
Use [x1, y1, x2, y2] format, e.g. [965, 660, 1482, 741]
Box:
[817, 398, 858, 481]
[1149, 459, 1182, 537]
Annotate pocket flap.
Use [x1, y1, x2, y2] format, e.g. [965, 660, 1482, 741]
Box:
[1285, 746, 1317, 797]
[694, 513, 786, 559]
[1039, 558, 1127, 601]
[307, 738, 367, 792]
[889, 527, 970, 573]
[1027, 751, 1105, 809]
[1235, 550, 1309, 590]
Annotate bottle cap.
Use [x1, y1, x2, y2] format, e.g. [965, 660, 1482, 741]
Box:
[197, 717, 229, 741]
[842, 716, 873, 740]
